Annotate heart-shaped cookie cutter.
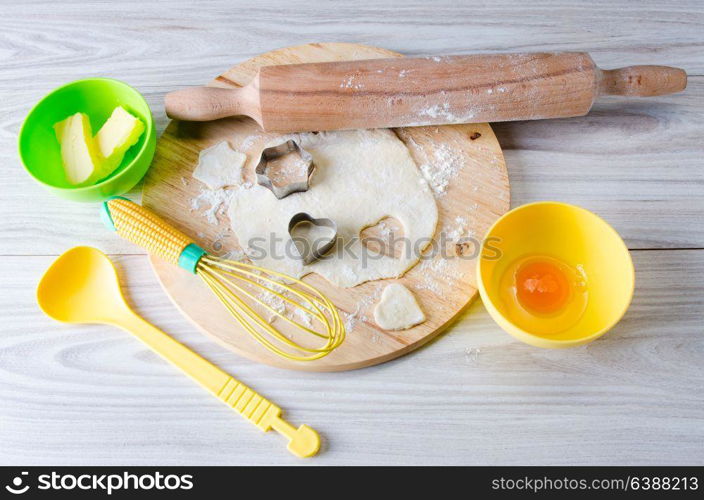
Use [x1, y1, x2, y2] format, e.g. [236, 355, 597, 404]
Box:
[288, 212, 338, 265]
[255, 139, 315, 199]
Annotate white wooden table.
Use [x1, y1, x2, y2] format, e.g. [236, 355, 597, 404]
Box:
[2, 0, 702, 465]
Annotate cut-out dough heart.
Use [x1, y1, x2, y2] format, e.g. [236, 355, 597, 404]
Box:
[374, 283, 426, 331]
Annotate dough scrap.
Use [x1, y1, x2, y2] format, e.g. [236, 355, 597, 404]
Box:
[374, 283, 426, 330]
[193, 141, 246, 189]
[227, 129, 438, 288]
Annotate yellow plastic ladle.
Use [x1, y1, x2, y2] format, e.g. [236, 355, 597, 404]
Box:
[36, 246, 320, 458]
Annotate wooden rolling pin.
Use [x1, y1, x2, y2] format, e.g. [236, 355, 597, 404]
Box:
[165, 52, 686, 132]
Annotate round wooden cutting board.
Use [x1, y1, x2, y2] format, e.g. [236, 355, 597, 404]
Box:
[142, 42, 510, 371]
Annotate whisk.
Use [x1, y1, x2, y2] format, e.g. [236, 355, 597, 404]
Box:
[102, 197, 345, 361]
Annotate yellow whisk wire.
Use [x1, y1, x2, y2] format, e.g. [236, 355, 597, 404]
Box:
[200, 266, 319, 351]
[206, 257, 333, 315]
[203, 261, 330, 337]
[105, 198, 345, 362]
[199, 269, 311, 358]
[198, 256, 345, 362]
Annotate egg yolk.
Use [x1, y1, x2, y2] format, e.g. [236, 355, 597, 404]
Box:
[498, 255, 588, 335]
[515, 259, 570, 314]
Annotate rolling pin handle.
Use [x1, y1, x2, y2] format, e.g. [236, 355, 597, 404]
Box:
[598, 65, 687, 97]
[165, 87, 239, 121]
[165, 85, 262, 124]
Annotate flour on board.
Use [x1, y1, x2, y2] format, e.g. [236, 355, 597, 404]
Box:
[343, 285, 382, 333]
[418, 143, 464, 196]
[446, 215, 469, 240]
[190, 182, 252, 225]
[414, 255, 468, 296]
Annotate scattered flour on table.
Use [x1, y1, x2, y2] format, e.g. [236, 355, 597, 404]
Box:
[190, 188, 234, 224]
[420, 143, 464, 196]
[343, 285, 382, 333]
[446, 215, 469, 240]
[405, 136, 463, 197]
[245, 273, 291, 324]
[257, 289, 287, 323]
[222, 248, 247, 262]
[190, 182, 252, 225]
[294, 307, 313, 328]
[343, 301, 366, 333]
[414, 256, 467, 296]
[464, 347, 481, 363]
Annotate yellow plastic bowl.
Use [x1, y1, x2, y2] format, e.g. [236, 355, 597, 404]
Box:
[477, 202, 634, 348]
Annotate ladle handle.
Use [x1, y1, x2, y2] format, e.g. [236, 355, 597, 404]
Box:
[117, 311, 320, 458]
[101, 199, 321, 457]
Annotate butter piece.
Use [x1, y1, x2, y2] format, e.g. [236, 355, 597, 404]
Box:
[53, 113, 101, 185]
[95, 106, 145, 178]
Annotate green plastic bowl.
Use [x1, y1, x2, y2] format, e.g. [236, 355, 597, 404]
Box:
[18, 78, 156, 202]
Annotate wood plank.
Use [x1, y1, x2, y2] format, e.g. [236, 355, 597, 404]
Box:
[1, 0, 703, 90]
[1, 249, 701, 465]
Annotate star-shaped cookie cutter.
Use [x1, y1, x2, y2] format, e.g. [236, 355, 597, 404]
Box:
[255, 139, 315, 199]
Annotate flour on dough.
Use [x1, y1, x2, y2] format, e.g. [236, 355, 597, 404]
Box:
[374, 283, 426, 330]
[193, 141, 246, 190]
[227, 129, 438, 288]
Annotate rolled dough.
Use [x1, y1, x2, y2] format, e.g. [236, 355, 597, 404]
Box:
[374, 283, 426, 330]
[227, 129, 438, 288]
[193, 141, 246, 190]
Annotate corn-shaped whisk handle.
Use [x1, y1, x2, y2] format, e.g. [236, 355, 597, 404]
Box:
[102, 196, 206, 273]
[102, 197, 321, 456]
